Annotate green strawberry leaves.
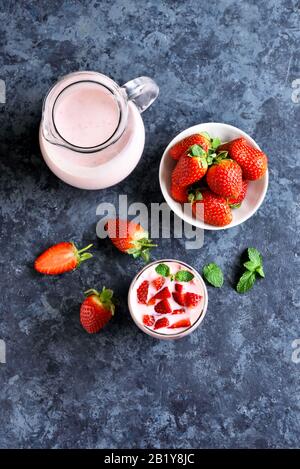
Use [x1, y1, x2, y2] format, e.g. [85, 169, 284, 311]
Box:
[203, 263, 224, 288]
[155, 264, 194, 282]
[236, 248, 265, 293]
[189, 144, 206, 157]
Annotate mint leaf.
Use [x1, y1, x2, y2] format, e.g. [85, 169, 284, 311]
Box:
[243, 260, 257, 272]
[236, 270, 256, 293]
[248, 248, 262, 267]
[175, 270, 194, 282]
[203, 263, 224, 288]
[155, 263, 170, 277]
[256, 265, 265, 278]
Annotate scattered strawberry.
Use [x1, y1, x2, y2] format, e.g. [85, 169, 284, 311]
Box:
[154, 317, 170, 330]
[152, 286, 171, 300]
[169, 133, 210, 161]
[229, 138, 268, 180]
[172, 308, 185, 314]
[170, 181, 188, 203]
[171, 145, 208, 187]
[137, 280, 149, 304]
[154, 299, 172, 315]
[143, 315, 155, 327]
[228, 180, 248, 207]
[185, 292, 201, 307]
[80, 287, 115, 334]
[147, 298, 156, 306]
[169, 319, 191, 329]
[106, 218, 157, 262]
[172, 291, 185, 306]
[34, 242, 93, 275]
[175, 283, 184, 293]
[152, 277, 165, 291]
[192, 190, 232, 227]
[206, 158, 243, 198]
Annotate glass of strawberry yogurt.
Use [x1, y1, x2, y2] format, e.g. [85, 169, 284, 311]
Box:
[128, 259, 208, 340]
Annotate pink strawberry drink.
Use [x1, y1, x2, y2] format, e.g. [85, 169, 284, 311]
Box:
[128, 260, 208, 340]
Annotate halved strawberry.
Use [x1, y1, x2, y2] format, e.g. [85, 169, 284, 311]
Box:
[143, 315, 155, 327]
[169, 318, 191, 329]
[172, 291, 185, 306]
[137, 280, 149, 304]
[154, 317, 170, 330]
[80, 287, 115, 334]
[185, 293, 201, 307]
[154, 299, 172, 314]
[172, 308, 185, 315]
[152, 286, 171, 300]
[34, 242, 93, 275]
[175, 283, 183, 293]
[152, 277, 165, 291]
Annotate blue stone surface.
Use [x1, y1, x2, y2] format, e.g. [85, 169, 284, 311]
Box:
[0, 0, 299, 449]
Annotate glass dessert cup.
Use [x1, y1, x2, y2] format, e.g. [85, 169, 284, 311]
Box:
[128, 259, 208, 340]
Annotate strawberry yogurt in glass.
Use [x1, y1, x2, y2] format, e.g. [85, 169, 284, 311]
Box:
[128, 259, 208, 340]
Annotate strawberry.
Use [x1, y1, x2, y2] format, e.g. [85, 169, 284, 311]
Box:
[169, 319, 191, 329]
[170, 181, 188, 203]
[137, 280, 149, 304]
[206, 158, 243, 198]
[172, 308, 185, 315]
[175, 283, 183, 293]
[80, 287, 115, 334]
[228, 138, 268, 180]
[171, 144, 208, 187]
[172, 291, 185, 306]
[185, 292, 201, 307]
[169, 133, 211, 161]
[152, 277, 165, 291]
[192, 190, 232, 227]
[228, 180, 248, 207]
[152, 286, 171, 300]
[106, 218, 156, 262]
[34, 242, 93, 275]
[217, 137, 247, 154]
[154, 299, 172, 314]
[154, 317, 170, 330]
[143, 315, 155, 327]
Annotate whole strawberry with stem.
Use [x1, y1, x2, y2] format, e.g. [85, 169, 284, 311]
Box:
[80, 287, 115, 334]
[191, 190, 232, 227]
[228, 179, 248, 207]
[169, 133, 211, 161]
[106, 218, 157, 262]
[206, 158, 243, 198]
[172, 144, 208, 187]
[34, 242, 93, 275]
[228, 138, 268, 180]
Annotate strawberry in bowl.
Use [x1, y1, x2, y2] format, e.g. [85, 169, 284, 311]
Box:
[159, 123, 269, 230]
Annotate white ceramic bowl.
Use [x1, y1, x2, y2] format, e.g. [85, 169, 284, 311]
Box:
[159, 122, 269, 230]
[128, 259, 208, 340]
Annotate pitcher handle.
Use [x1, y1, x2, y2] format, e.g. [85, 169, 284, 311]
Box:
[121, 76, 159, 113]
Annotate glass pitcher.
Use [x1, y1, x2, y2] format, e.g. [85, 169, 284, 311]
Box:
[39, 71, 159, 189]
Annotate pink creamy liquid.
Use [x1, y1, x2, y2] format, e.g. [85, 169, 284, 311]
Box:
[129, 261, 205, 336]
[53, 82, 120, 148]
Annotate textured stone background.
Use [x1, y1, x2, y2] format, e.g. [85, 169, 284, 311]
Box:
[0, 0, 299, 449]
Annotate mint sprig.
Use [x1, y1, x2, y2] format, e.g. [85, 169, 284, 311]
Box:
[155, 264, 194, 282]
[236, 248, 265, 293]
[203, 263, 224, 288]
